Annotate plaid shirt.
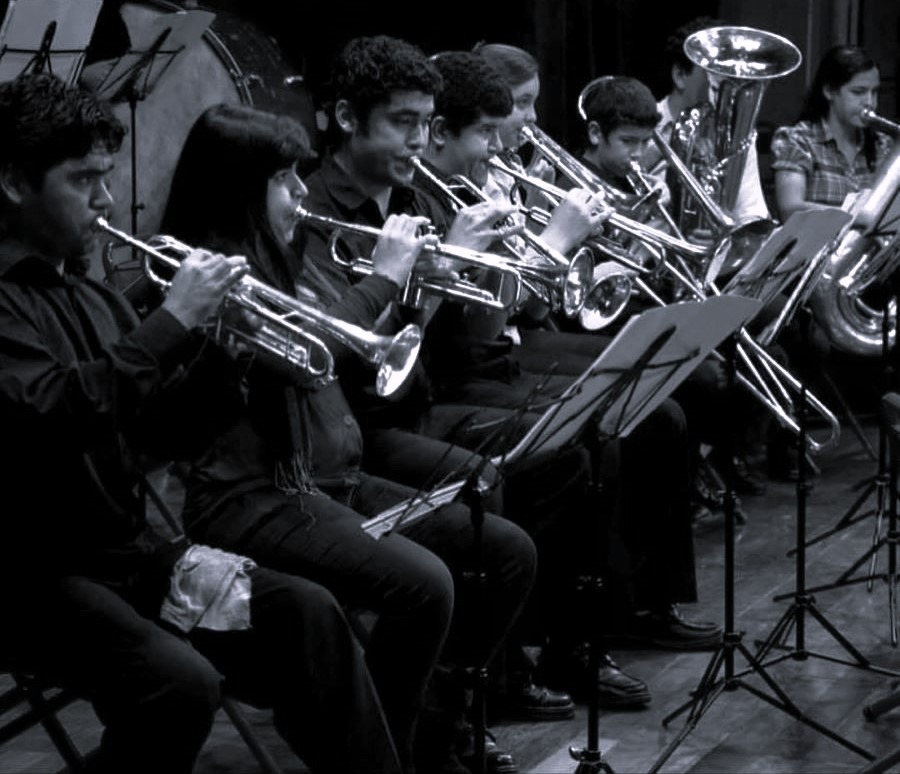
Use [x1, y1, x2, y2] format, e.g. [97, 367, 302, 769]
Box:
[771, 119, 893, 208]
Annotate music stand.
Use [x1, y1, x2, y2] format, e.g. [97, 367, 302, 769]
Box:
[360, 373, 559, 774]
[721, 209, 856, 467]
[649, 215, 885, 773]
[82, 6, 213, 236]
[0, 0, 103, 85]
[499, 294, 761, 774]
[723, 209, 853, 312]
[362, 295, 759, 774]
[784, 195, 900, 600]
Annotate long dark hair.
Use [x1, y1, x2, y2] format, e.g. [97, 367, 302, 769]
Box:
[161, 103, 316, 292]
[799, 45, 880, 170]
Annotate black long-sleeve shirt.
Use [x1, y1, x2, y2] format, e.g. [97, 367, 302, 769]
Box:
[0, 240, 233, 584]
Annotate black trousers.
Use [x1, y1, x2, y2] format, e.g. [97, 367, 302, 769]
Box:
[426, 326, 698, 620]
[6, 565, 400, 774]
[184, 455, 535, 770]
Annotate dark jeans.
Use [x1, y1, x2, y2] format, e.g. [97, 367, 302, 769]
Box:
[184, 464, 535, 769]
[5, 566, 399, 774]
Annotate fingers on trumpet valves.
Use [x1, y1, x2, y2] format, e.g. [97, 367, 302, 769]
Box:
[491, 217, 525, 239]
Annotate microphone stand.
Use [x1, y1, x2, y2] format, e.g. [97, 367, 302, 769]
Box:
[649, 331, 875, 772]
[569, 423, 615, 774]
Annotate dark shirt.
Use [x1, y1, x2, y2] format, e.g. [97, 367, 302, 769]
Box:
[0, 240, 219, 586]
[184, 230, 400, 522]
[410, 160, 518, 390]
[300, 154, 447, 428]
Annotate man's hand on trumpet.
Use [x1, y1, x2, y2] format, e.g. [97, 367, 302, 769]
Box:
[370, 213, 439, 288]
[162, 249, 250, 330]
[443, 199, 524, 252]
[539, 188, 612, 255]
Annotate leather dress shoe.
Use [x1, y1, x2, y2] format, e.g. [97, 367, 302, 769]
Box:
[538, 644, 651, 708]
[455, 724, 518, 774]
[505, 674, 575, 720]
[609, 605, 722, 651]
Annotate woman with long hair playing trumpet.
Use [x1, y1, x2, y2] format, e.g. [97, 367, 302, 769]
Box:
[160, 100, 539, 774]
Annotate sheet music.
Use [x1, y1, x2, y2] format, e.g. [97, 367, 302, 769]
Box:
[0, 0, 103, 84]
[495, 294, 761, 465]
[723, 208, 853, 309]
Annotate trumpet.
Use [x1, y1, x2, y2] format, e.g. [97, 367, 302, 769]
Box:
[295, 207, 525, 311]
[94, 217, 422, 398]
[410, 157, 595, 319]
[489, 153, 715, 264]
[497, 135, 840, 452]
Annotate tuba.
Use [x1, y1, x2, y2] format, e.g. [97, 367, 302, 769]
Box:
[94, 217, 422, 398]
[805, 110, 900, 357]
[665, 26, 801, 272]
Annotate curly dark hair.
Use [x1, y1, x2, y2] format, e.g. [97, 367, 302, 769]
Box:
[0, 72, 125, 187]
[430, 51, 512, 135]
[580, 76, 660, 138]
[324, 35, 441, 139]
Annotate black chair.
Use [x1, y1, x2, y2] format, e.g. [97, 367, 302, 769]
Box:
[0, 666, 93, 773]
[0, 471, 285, 774]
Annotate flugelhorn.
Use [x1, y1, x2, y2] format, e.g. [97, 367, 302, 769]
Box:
[410, 157, 595, 319]
[295, 207, 523, 311]
[94, 217, 422, 398]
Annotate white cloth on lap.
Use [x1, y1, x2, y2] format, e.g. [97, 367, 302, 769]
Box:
[160, 544, 257, 633]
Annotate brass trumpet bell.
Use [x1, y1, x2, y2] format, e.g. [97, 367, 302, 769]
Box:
[578, 261, 634, 331]
[94, 218, 422, 398]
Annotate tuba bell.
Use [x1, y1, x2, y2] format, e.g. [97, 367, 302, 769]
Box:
[665, 26, 801, 273]
[805, 110, 900, 357]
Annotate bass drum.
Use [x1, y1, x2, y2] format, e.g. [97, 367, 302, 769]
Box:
[88, 0, 315, 277]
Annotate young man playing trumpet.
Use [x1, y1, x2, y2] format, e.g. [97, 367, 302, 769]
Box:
[0, 72, 404, 774]
[414, 48, 722, 696]
[297, 34, 594, 773]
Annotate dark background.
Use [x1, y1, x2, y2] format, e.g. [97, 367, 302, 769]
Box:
[172, 0, 899, 226]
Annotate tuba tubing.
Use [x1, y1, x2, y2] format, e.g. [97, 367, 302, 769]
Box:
[805, 124, 900, 357]
[94, 217, 422, 398]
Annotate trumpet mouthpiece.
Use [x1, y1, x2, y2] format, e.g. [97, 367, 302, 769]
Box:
[860, 107, 900, 136]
